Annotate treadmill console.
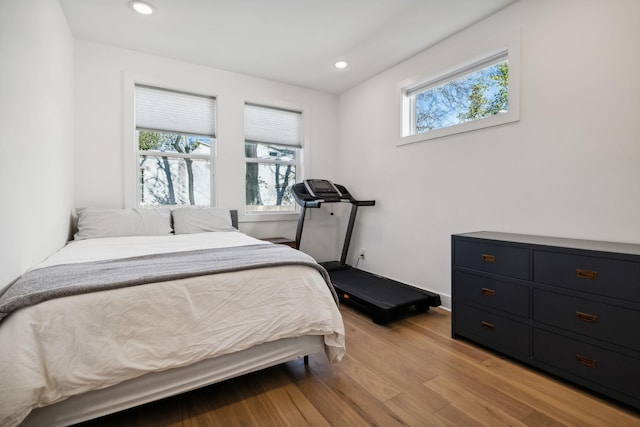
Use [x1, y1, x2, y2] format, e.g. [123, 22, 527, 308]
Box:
[292, 179, 373, 208]
[304, 179, 342, 201]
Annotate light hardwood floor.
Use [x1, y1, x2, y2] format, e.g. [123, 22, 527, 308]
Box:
[77, 305, 640, 426]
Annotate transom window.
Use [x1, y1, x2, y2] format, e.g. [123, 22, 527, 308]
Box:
[135, 85, 216, 206]
[244, 104, 302, 214]
[410, 52, 508, 133]
[400, 44, 519, 144]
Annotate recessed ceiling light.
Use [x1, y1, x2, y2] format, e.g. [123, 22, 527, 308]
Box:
[129, 1, 156, 15]
[334, 61, 349, 69]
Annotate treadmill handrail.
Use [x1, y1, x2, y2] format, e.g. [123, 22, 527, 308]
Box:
[353, 200, 375, 207]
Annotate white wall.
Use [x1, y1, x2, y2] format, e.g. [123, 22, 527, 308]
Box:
[338, 0, 640, 308]
[73, 41, 341, 261]
[0, 0, 75, 289]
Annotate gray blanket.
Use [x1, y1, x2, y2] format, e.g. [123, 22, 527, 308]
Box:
[0, 244, 337, 322]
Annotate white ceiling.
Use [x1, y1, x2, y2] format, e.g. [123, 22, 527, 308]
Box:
[59, 0, 518, 94]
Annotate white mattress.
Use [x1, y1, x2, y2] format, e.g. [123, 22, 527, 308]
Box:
[0, 232, 345, 427]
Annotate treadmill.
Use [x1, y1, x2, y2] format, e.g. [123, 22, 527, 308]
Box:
[292, 179, 441, 324]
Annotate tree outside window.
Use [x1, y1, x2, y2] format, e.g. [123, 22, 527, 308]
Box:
[138, 131, 211, 206]
[414, 60, 508, 133]
[245, 142, 296, 212]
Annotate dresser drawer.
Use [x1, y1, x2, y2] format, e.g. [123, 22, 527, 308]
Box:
[454, 271, 529, 318]
[454, 240, 529, 280]
[533, 250, 640, 302]
[533, 328, 640, 400]
[454, 302, 530, 359]
[533, 289, 640, 351]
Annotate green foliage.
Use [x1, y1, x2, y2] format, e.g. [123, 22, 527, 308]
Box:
[138, 131, 203, 153]
[458, 62, 508, 122]
[138, 131, 161, 151]
[458, 81, 490, 121]
[488, 62, 509, 114]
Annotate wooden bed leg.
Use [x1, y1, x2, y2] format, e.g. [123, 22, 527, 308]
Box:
[303, 355, 309, 365]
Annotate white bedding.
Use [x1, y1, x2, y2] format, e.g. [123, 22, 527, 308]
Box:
[0, 232, 345, 427]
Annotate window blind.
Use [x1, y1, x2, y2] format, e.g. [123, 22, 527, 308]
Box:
[135, 85, 216, 137]
[244, 103, 302, 147]
[405, 50, 508, 98]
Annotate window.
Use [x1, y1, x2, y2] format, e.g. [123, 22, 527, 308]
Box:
[400, 43, 519, 145]
[409, 51, 508, 133]
[244, 104, 302, 214]
[135, 85, 216, 206]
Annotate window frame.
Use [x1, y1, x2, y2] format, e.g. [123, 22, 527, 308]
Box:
[243, 103, 304, 218]
[398, 32, 520, 146]
[123, 73, 218, 208]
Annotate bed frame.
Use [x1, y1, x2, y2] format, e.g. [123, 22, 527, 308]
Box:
[21, 335, 323, 426]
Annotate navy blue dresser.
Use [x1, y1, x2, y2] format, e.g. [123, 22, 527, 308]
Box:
[452, 231, 640, 410]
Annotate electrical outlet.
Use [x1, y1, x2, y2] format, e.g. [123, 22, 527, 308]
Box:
[359, 248, 366, 258]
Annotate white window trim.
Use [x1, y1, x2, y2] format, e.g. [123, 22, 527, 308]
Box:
[245, 157, 297, 166]
[138, 149, 211, 161]
[398, 31, 520, 146]
[240, 100, 309, 223]
[123, 72, 218, 208]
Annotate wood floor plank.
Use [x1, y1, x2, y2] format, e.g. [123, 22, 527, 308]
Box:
[390, 316, 493, 366]
[337, 354, 403, 402]
[383, 392, 450, 427]
[406, 306, 452, 333]
[423, 374, 528, 427]
[303, 354, 409, 427]
[376, 325, 538, 421]
[432, 402, 487, 427]
[341, 311, 451, 415]
[189, 372, 278, 427]
[521, 410, 567, 427]
[346, 348, 450, 415]
[258, 368, 331, 427]
[403, 311, 492, 363]
[341, 309, 440, 383]
[422, 359, 536, 421]
[283, 356, 371, 427]
[342, 308, 487, 385]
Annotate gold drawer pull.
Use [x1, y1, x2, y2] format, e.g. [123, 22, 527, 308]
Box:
[481, 321, 495, 331]
[481, 254, 495, 263]
[576, 268, 598, 280]
[576, 354, 597, 368]
[576, 311, 597, 323]
[481, 288, 496, 297]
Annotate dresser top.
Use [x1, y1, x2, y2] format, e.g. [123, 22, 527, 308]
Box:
[453, 231, 640, 256]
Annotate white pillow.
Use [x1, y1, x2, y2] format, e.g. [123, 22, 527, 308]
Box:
[172, 207, 236, 234]
[74, 208, 173, 240]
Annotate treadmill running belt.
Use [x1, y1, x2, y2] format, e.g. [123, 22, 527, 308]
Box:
[328, 267, 441, 323]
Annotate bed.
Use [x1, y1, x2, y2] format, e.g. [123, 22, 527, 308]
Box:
[0, 207, 345, 427]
